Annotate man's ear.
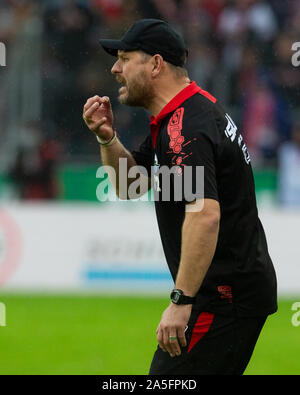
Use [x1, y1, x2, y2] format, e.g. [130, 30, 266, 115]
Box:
[151, 54, 164, 78]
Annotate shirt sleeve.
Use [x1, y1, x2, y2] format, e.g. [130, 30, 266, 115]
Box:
[174, 110, 219, 203]
[131, 134, 153, 176]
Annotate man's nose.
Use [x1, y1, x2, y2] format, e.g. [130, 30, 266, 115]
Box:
[111, 59, 121, 74]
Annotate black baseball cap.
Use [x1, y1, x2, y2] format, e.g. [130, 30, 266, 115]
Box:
[99, 19, 188, 67]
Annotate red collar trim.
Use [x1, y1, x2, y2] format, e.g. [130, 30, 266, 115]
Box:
[149, 81, 216, 148]
[150, 81, 200, 126]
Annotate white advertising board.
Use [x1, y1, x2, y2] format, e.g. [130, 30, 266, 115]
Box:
[0, 202, 172, 293]
[0, 202, 299, 295]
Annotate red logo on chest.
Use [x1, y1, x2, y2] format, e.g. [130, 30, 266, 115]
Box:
[167, 107, 185, 154]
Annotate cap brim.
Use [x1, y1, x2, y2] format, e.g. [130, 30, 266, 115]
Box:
[99, 39, 137, 56]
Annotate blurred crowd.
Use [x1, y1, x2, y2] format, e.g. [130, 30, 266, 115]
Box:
[0, 0, 300, 202]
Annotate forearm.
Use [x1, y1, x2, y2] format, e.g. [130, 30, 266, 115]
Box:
[101, 136, 136, 175]
[100, 137, 149, 199]
[175, 201, 220, 297]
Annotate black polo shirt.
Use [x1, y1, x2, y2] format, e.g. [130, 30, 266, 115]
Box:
[131, 81, 277, 317]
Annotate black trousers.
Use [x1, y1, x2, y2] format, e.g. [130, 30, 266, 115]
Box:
[149, 308, 267, 375]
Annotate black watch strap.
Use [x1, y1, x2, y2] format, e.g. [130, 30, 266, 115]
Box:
[170, 289, 196, 305]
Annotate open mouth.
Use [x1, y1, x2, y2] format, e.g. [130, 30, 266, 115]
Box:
[116, 76, 126, 85]
[116, 77, 128, 95]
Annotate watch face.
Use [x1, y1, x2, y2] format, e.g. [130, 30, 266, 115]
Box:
[173, 292, 180, 303]
[171, 289, 182, 303]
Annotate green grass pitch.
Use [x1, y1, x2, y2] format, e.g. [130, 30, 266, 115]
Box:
[0, 294, 299, 375]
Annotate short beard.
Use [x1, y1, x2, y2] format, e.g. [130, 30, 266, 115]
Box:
[118, 70, 154, 108]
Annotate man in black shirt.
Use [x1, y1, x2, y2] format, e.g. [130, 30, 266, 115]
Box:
[82, 19, 277, 375]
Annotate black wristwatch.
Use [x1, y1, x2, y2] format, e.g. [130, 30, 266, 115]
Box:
[170, 289, 196, 305]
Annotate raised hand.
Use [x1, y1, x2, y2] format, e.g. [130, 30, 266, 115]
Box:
[83, 95, 114, 141]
